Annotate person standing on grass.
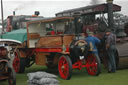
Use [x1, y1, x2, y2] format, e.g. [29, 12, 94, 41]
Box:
[105, 29, 116, 73]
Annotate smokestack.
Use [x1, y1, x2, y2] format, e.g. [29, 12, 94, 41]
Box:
[13, 11, 15, 16]
[107, 0, 114, 30]
[34, 11, 40, 16]
[1, 0, 5, 34]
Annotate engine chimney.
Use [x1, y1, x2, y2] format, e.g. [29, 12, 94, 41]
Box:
[34, 11, 40, 16]
[13, 11, 15, 16]
[107, 0, 114, 30]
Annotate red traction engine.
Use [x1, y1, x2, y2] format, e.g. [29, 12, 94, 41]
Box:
[59, 37, 101, 79]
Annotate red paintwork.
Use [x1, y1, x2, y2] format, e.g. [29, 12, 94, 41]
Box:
[34, 48, 62, 53]
[6, 18, 12, 32]
[13, 52, 20, 73]
[72, 54, 97, 76]
[57, 32, 63, 34]
[86, 54, 97, 75]
[34, 48, 97, 76]
[93, 5, 105, 12]
[56, 4, 121, 16]
[58, 56, 69, 79]
[65, 47, 70, 52]
[72, 60, 86, 70]
[51, 31, 55, 35]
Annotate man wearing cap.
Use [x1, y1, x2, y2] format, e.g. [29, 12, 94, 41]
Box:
[85, 31, 101, 55]
[105, 29, 116, 73]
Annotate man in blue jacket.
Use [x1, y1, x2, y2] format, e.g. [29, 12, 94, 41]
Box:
[85, 32, 101, 55]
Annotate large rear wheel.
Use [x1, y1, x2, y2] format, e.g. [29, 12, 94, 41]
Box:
[86, 53, 101, 76]
[58, 55, 72, 80]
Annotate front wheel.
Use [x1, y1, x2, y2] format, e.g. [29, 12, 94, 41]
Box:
[58, 55, 72, 80]
[13, 51, 26, 73]
[86, 53, 101, 76]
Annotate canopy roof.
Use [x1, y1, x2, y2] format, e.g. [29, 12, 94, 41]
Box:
[0, 39, 22, 46]
[56, 3, 121, 17]
[27, 16, 74, 24]
[1, 29, 27, 43]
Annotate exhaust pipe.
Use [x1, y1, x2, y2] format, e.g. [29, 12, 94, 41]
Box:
[107, 0, 114, 30]
[13, 11, 15, 16]
[34, 11, 40, 16]
[1, 0, 5, 34]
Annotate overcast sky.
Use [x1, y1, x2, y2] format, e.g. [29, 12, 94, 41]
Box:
[0, 0, 128, 19]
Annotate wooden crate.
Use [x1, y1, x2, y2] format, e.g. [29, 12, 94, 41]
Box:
[63, 35, 74, 46]
[28, 33, 40, 39]
[36, 36, 62, 48]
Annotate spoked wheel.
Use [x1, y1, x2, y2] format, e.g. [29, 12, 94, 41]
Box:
[8, 68, 16, 85]
[86, 54, 101, 76]
[58, 55, 72, 80]
[13, 52, 20, 73]
[13, 51, 26, 73]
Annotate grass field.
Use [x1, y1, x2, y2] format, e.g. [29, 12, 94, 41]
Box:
[0, 65, 128, 85]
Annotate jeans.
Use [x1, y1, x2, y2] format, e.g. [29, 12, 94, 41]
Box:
[107, 45, 116, 72]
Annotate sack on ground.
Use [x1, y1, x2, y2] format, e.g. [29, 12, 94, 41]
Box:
[27, 71, 57, 80]
[38, 78, 59, 85]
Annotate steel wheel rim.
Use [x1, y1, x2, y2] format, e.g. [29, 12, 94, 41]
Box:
[86, 54, 97, 75]
[58, 56, 69, 79]
[13, 52, 20, 72]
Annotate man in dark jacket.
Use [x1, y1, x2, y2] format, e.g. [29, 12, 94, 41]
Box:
[105, 29, 116, 73]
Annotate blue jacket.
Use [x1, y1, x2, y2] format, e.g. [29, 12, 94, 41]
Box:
[85, 36, 101, 53]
